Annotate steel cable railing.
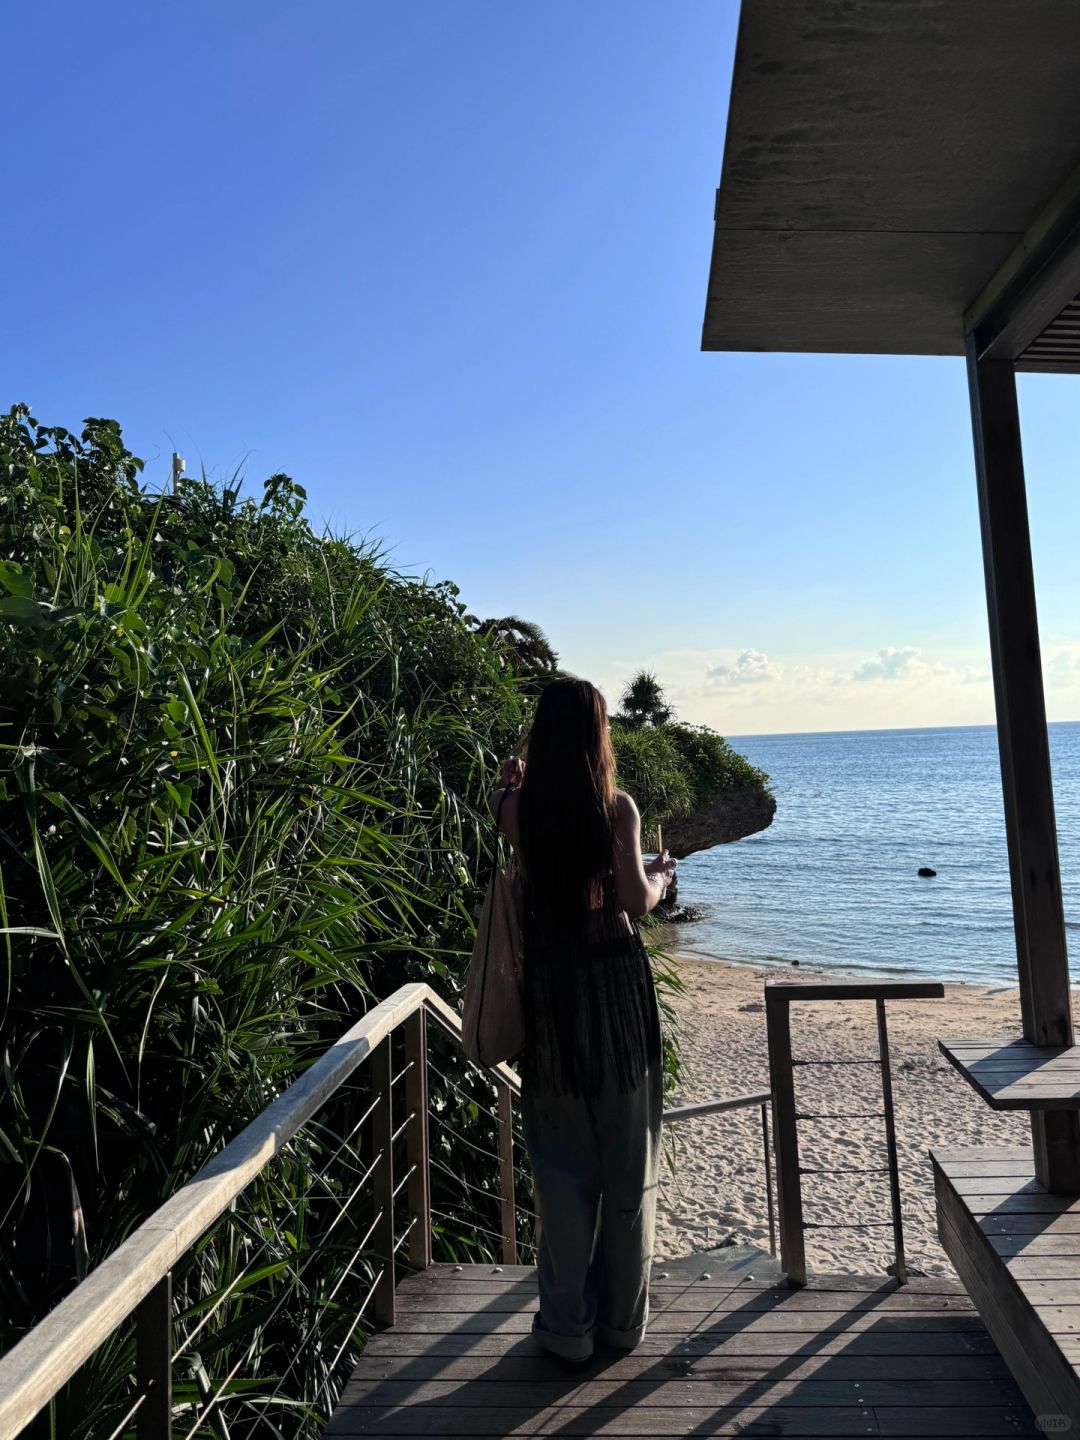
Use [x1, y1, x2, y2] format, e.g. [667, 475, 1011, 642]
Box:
[0, 978, 787, 1440]
[0, 985, 519, 1440]
[661, 1090, 777, 1259]
[166, 1079, 399, 1438]
[764, 978, 945, 1287]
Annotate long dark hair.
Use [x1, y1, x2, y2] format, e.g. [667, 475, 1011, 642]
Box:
[517, 678, 616, 920]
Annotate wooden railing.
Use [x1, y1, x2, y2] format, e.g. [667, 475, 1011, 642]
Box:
[0, 984, 518, 1440]
[0, 982, 778, 1440]
[765, 979, 944, 1288]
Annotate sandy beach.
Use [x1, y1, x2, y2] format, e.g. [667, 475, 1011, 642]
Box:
[655, 950, 1041, 1278]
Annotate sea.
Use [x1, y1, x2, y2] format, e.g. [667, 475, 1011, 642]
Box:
[675, 721, 1080, 987]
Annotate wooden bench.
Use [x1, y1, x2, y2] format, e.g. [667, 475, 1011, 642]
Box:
[933, 1143, 1080, 1430]
[940, 1037, 1080, 1109]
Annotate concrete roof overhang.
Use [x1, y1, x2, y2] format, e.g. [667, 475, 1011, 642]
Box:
[703, 0, 1080, 365]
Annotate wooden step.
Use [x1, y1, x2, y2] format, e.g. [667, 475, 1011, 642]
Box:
[933, 1145, 1080, 1430]
[939, 1037, 1080, 1109]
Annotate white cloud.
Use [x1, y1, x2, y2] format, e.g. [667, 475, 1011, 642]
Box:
[791, 662, 845, 690]
[852, 646, 925, 682]
[705, 648, 782, 687]
[1046, 641, 1080, 683]
[591, 635, 1080, 734]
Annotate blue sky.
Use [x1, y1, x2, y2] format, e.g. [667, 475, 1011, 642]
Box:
[5, 1, 1079, 733]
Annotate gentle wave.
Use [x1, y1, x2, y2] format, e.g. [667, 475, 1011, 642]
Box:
[677, 722, 1080, 987]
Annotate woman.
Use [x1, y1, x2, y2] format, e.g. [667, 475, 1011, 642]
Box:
[489, 677, 676, 1364]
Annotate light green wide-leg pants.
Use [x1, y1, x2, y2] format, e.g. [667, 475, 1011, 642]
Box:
[521, 1062, 663, 1362]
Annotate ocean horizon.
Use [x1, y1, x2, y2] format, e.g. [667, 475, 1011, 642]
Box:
[675, 719, 1080, 987]
[729, 719, 1080, 741]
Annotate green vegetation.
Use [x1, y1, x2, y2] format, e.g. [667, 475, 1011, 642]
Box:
[610, 721, 693, 833]
[611, 672, 770, 839]
[615, 669, 674, 730]
[0, 406, 529, 1432]
[0, 408, 765, 1434]
[475, 615, 560, 684]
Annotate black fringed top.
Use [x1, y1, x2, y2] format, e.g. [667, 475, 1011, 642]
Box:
[521, 872, 661, 1097]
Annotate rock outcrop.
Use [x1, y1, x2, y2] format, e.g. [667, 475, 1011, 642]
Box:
[662, 786, 776, 860]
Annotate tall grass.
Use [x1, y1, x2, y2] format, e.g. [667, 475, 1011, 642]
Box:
[1, 407, 728, 1434]
[0, 407, 527, 1429]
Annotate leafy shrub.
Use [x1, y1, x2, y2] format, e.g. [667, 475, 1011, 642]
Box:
[611, 674, 770, 838]
[664, 722, 770, 806]
[0, 405, 528, 1430]
[610, 722, 693, 837]
[0, 408, 763, 1433]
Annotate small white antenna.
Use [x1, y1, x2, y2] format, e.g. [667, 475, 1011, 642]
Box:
[171, 452, 186, 492]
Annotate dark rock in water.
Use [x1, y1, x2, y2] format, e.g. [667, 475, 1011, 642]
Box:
[654, 902, 704, 925]
[918, 866, 937, 878]
[791, 958, 800, 967]
[663, 786, 776, 859]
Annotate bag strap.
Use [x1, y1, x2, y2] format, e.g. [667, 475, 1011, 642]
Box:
[494, 785, 510, 832]
[475, 786, 514, 1069]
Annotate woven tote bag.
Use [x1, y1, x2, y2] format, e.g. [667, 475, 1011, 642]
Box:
[462, 793, 525, 1067]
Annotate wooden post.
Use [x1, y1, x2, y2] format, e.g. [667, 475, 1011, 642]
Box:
[496, 1082, 517, 1266]
[403, 1009, 431, 1271]
[136, 1272, 172, 1440]
[760, 1102, 777, 1259]
[876, 1000, 907, 1286]
[371, 1037, 395, 1324]
[764, 987, 805, 1286]
[967, 341, 1080, 1192]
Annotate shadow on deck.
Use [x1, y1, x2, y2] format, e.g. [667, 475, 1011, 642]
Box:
[326, 1262, 1038, 1437]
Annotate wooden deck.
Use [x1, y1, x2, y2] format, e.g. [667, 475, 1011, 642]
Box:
[935, 1143, 1080, 1431]
[327, 1263, 1038, 1437]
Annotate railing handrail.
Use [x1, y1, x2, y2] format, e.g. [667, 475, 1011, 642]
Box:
[765, 980, 944, 1003]
[765, 981, 944, 1288]
[663, 1087, 777, 1259]
[663, 1089, 771, 1123]
[0, 978, 779, 1438]
[0, 982, 516, 1440]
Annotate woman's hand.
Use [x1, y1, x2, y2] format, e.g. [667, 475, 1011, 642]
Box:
[644, 850, 677, 894]
[500, 757, 526, 790]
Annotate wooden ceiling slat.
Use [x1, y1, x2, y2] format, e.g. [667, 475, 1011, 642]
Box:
[1016, 289, 1080, 372]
